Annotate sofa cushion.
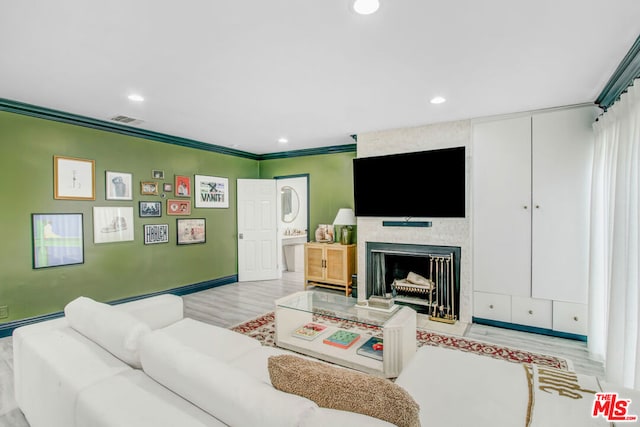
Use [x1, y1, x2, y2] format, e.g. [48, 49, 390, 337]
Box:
[13, 325, 131, 427]
[229, 345, 297, 384]
[76, 370, 224, 427]
[302, 408, 396, 427]
[115, 294, 184, 329]
[158, 317, 261, 362]
[65, 296, 151, 368]
[268, 355, 421, 427]
[140, 331, 318, 427]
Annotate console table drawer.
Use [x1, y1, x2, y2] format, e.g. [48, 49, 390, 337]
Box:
[473, 292, 511, 323]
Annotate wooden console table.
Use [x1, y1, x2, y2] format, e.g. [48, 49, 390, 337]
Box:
[304, 242, 356, 296]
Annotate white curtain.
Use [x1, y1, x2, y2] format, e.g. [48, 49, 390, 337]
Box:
[589, 80, 640, 389]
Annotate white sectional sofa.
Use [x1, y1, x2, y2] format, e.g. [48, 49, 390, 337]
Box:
[12, 294, 394, 427]
[16, 293, 628, 427]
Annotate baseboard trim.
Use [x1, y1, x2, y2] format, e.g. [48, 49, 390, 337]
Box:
[472, 316, 587, 342]
[0, 275, 238, 338]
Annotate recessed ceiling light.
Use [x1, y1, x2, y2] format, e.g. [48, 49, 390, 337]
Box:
[127, 94, 144, 102]
[430, 96, 446, 105]
[353, 0, 380, 15]
[278, 138, 289, 144]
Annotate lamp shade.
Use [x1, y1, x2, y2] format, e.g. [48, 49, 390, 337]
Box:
[333, 208, 356, 226]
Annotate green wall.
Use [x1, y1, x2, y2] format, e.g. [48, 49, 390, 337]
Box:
[0, 111, 258, 322]
[259, 152, 356, 231]
[0, 109, 356, 325]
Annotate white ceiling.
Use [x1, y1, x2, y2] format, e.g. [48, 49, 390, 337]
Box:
[1, 1, 639, 155]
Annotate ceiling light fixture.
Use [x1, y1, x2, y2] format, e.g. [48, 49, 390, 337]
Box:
[278, 138, 288, 144]
[353, 0, 380, 15]
[430, 96, 446, 105]
[127, 94, 144, 102]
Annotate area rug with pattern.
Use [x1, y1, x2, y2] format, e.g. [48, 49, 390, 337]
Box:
[230, 311, 573, 371]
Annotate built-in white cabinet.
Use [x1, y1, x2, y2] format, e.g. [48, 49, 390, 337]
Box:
[472, 105, 598, 337]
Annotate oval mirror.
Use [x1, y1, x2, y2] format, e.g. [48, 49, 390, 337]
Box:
[281, 186, 299, 223]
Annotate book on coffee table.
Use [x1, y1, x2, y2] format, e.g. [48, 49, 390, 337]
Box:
[291, 322, 327, 341]
[356, 336, 384, 361]
[323, 330, 361, 349]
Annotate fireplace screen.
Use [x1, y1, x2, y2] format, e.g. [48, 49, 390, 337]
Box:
[367, 243, 460, 323]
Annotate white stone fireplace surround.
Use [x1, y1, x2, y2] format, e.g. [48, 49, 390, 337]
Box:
[355, 120, 472, 323]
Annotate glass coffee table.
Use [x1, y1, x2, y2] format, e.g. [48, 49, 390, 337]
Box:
[275, 291, 417, 378]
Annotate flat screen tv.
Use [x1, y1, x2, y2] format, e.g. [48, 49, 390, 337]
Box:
[353, 146, 465, 218]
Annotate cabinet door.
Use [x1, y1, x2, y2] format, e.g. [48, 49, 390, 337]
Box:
[324, 245, 347, 285]
[531, 106, 597, 304]
[472, 116, 532, 297]
[305, 244, 325, 282]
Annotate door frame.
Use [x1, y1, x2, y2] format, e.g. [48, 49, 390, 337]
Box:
[275, 174, 310, 273]
[275, 173, 310, 237]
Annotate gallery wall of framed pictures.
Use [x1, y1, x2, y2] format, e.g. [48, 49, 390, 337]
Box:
[33, 155, 231, 268]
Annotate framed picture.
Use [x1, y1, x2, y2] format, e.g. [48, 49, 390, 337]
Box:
[143, 224, 169, 245]
[93, 207, 134, 244]
[194, 175, 229, 208]
[139, 201, 162, 217]
[175, 175, 191, 197]
[177, 218, 205, 245]
[141, 181, 159, 195]
[152, 170, 165, 180]
[163, 183, 173, 192]
[54, 155, 95, 200]
[167, 199, 191, 215]
[105, 171, 133, 200]
[32, 213, 84, 268]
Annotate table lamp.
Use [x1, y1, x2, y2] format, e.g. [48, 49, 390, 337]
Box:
[333, 208, 356, 244]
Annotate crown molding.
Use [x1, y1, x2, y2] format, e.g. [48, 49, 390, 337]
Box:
[0, 98, 356, 160]
[596, 34, 640, 110]
[259, 144, 357, 160]
[0, 98, 259, 159]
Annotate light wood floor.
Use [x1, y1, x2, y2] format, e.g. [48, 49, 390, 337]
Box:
[0, 272, 604, 426]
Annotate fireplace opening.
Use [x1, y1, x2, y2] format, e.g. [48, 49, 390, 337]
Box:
[366, 242, 461, 322]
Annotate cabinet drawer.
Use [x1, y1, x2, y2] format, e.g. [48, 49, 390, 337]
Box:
[511, 296, 552, 329]
[474, 292, 511, 323]
[553, 301, 587, 335]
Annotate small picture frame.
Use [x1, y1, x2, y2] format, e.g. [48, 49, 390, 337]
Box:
[93, 207, 134, 244]
[32, 213, 84, 268]
[143, 224, 169, 245]
[163, 183, 173, 193]
[177, 218, 205, 245]
[54, 156, 95, 200]
[139, 201, 162, 217]
[175, 175, 191, 197]
[167, 199, 191, 215]
[141, 181, 159, 195]
[194, 175, 229, 208]
[152, 170, 165, 180]
[105, 171, 133, 200]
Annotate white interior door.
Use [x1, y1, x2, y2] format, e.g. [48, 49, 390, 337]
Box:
[237, 179, 279, 281]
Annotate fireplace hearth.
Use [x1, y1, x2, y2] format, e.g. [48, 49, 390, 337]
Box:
[366, 242, 461, 322]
